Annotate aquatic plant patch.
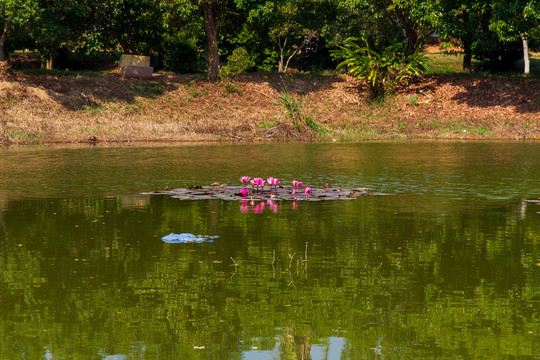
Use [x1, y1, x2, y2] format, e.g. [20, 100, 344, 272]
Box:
[144, 184, 392, 202]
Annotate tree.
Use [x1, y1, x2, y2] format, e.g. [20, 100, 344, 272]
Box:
[30, 0, 90, 69]
[439, 0, 534, 73]
[489, 0, 540, 74]
[332, 0, 441, 55]
[82, 0, 165, 55]
[168, 0, 229, 81]
[0, 0, 39, 61]
[239, 0, 338, 72]
[382, 0, 442, 55]
[200, 0, 221, 80]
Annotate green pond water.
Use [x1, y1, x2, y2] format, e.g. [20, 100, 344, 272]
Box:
[0, 141, 539, 359]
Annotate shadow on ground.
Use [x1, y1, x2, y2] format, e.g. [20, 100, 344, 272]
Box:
[407, 75, 540, 114]
[12, 73, 181, 111]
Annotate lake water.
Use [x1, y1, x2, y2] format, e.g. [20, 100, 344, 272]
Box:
[0, 141, 539, 359]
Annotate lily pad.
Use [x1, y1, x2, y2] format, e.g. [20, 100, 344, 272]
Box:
[143, 185, 393, 201]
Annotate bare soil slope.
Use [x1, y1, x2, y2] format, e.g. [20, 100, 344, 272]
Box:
[1, 70, 539, 144]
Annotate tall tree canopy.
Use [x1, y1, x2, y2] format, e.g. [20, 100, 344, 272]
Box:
[0, 0, 537, 77]
[0, 0, 39, 61]
[490, 0, 540, 73]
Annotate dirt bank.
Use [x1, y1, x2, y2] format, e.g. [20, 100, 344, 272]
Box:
[1, 69, 539, 144]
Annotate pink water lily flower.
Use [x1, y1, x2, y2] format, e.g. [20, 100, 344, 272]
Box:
[304, 186, 312, 194]
[292, 180, 298, 187]
[252, 177, 264, 193]
[273, 178, 280, 193]
[240, 176, 251, 185]
[267, 177, 279, 193]
[296, 182, 303, 188]
[240, 188, 249, 197]
[252, 178, 259, 192]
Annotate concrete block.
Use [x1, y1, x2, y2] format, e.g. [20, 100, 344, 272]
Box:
[120, 65, 154, 79]
[119, 54, 151, 68]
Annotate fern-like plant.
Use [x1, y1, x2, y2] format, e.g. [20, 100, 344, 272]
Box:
[332, 38, 429, 100]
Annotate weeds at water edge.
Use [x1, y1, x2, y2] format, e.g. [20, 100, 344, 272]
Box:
[272, 91, 327, 139]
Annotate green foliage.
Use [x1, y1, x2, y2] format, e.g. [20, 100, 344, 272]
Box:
[224, 81, 242, 94]
[332, 38, 429, 100]
[82, 0, 165, 55]
[220, 47, 255, 78]
[0, 1, 39, 62]
[0, 0, 537, 77]
[163, 39, 202, 74]
[438, 0, 540, 72]
[407, 95, 419, 107]
[489, 0, 540, 42]
[260, 48, 280, 72]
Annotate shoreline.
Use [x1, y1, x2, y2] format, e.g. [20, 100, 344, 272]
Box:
[1, 71, 539, 145]
[2, 138, 539, 151]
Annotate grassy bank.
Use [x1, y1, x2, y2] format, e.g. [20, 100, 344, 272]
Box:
[1, 55, 539, 144]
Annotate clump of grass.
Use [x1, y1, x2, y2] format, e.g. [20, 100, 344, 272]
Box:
[224, 81, 242, 94]
[7, 130, 48, 142]
[272, 91, 326, 139]
[131, 82, 166, 97]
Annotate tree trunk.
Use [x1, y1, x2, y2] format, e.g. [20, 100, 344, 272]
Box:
[389, 8, 421, 55]
[278, 37, 287, 73]
[202, 2, 220, 81]
[44, 51, 56, 70]
[521, 33, 529, 74]
[283, 31, 318, 72]
[463, 43, 472, 73]
[0, 25, 9, 62]
[283, 47, 299, 73]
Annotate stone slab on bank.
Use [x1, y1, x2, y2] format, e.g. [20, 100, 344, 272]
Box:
[120, 65, 154, 79]
[119, 54, 151, 67]
[119, 54, 153, 78]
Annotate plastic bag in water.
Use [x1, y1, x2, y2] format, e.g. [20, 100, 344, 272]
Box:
[161, 233, 218, 243]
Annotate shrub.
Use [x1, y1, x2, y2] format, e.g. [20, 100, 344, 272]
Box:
[332, 38, 429, 100]
[163, 40, 202, 74]
[220, 47, 255, 78]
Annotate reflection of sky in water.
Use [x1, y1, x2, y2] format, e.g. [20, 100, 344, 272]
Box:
[304, 169, 538, 200]
[242, 336, 345, 360]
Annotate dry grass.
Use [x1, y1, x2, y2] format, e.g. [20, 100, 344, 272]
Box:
[1, 67, 539, 144]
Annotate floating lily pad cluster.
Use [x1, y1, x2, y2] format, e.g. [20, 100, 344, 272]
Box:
[144, 176, 392, 201]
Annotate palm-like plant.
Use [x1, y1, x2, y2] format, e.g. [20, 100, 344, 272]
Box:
[332, 38, 429, 100]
